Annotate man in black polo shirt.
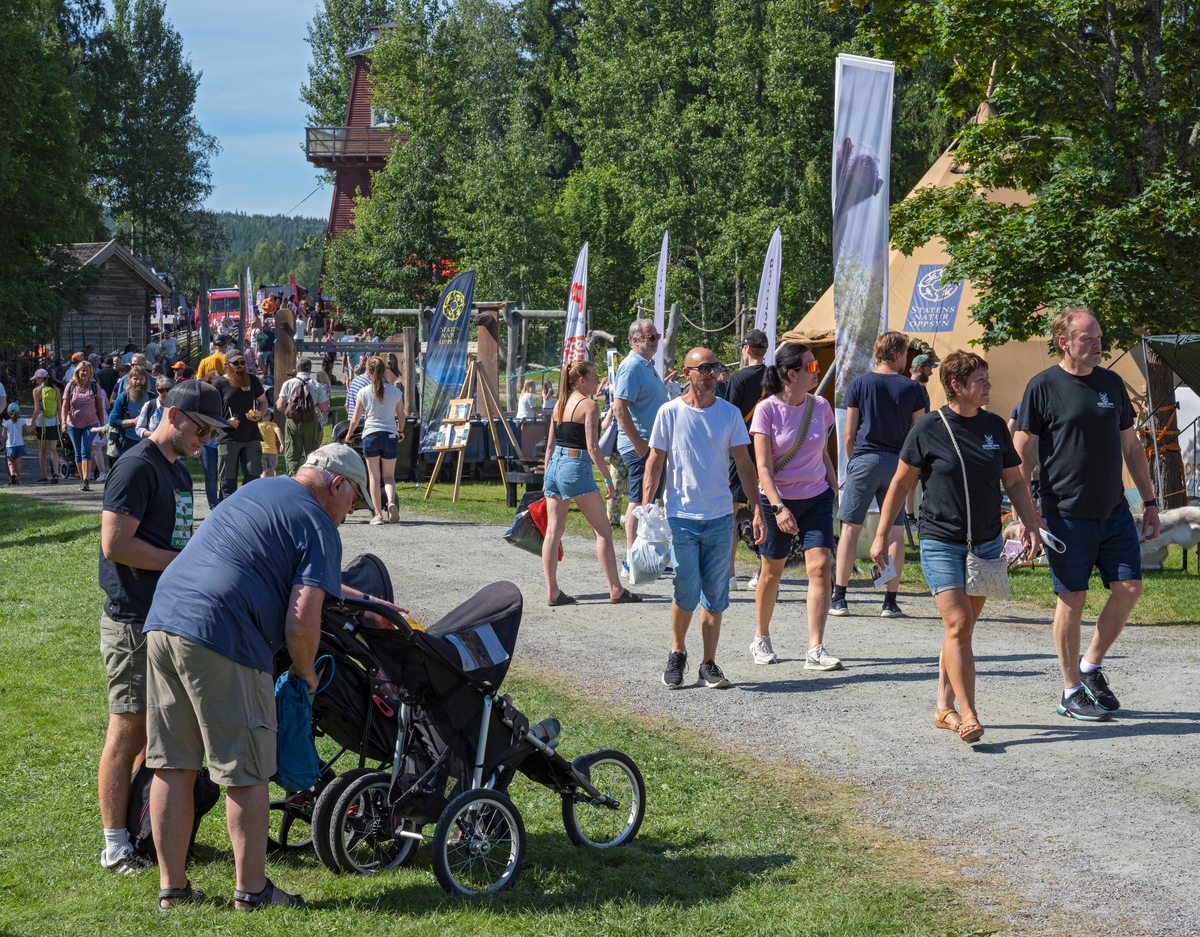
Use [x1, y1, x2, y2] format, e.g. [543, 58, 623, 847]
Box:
[724, 329, 770, 589]
[1014, 309, 1160, 722]
[96, 382, 230, 872]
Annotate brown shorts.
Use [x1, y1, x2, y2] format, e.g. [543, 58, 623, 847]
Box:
[100, 612, 147, 714]
[145, 630, 277, 787]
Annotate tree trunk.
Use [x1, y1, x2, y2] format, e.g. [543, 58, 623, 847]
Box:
[1145, 348, 1187, 508]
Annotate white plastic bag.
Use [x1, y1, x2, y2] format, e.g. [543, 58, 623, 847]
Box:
[627, 505, 672, 584]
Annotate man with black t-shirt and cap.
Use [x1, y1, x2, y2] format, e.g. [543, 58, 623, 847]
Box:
[1013, 309, 1160, 721]
[95, 381, 231, 874]
[724, 329, 770, 590]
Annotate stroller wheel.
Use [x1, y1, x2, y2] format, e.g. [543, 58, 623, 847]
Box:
[562, 749, 646, 849]
[432, 788, 526, 895]
[268, 792, 314, 853]
[311, 767, 377, 873]
[330, 771, 418, 875]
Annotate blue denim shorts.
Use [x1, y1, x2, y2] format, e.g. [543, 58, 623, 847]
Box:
[837, 452, 904, 526]
[543, 446, 599, 500]
[362, 430, 399, 459]
[919, 534, 1004, 596]
[64, 424, 97, 457]
[1044, 509, 1141, 593]
[668, 514, 735, 614]
[759, 488, 835, 560]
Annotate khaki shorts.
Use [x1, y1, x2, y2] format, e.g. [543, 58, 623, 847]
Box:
[145, 630, 277, 787]
[100, 612, 147, 714]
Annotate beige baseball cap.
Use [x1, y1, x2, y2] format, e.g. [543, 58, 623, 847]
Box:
[304, 443, 374, 514]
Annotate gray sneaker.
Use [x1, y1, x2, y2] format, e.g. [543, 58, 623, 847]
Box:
[804, 644, 843, 671]
[100, 843, 150, 874]
[1057, 686, 1112, 722]
[749, 635, 777, 665]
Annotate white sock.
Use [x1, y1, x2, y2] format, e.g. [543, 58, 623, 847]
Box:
[103, 828, 129, 855]
[1063, 685, 1084, 699]
[1079, 658, 1102, 673]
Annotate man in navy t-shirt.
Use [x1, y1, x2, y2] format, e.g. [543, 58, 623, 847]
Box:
[1013, 309, 1160, 722]
[831, 331, 926, 619]
[142, 444, 375, 910]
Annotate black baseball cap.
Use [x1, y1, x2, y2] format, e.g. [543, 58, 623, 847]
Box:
[213, 335, 230, 347]
[163, 381, 234, 429]
[743, 329, 769, 348]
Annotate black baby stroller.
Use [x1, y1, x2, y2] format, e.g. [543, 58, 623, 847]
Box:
[312, 581, 647, 895]
[269, 554, 401, 854]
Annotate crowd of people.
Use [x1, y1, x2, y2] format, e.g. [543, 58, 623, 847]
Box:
[5, 301, 1161, 911]
[538, 310, 1160, 741]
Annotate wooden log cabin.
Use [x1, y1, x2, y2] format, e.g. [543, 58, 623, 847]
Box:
[57, 240, 171, 356]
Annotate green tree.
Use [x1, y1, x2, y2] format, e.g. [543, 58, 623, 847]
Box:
[0, 0, 101, 349]
[92, 0, 223, 282]
[301, 0, 395, 127]
[872, 0, 1200, 350]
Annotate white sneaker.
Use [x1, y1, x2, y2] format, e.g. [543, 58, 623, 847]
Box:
[805, 644, 843, 671]
[747, 571, 760, 590]
[96, 472, 108, 483]
[749, 634, 778, 665]
[728, 575, 740, 592]
[100, 843, 150, 874]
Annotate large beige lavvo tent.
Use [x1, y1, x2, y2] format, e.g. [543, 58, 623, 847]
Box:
[783, 105, 1151, 439]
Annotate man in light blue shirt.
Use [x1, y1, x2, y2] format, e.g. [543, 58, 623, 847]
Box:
[611, 318, 669, 554]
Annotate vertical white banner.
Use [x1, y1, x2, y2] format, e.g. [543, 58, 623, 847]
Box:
[653, 230, 668, 377]
[754, 227, 783, 366]
[246, 267, 253, 316]
[832, 53, 894, 415]
[562, 242, 589, 365]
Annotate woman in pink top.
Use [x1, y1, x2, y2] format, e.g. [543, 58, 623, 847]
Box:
[60, 360, 106, 490]
[748, 342, 841, 670]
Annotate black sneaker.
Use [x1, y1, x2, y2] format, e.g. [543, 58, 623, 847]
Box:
[1057, 687, 1112, 722]
[662, 651, 688, 689]
[829, 597, 849, 617]
[698, 659, 731, 689]
[880, 598, 905, 618]
[1079, 664, 1120, 711]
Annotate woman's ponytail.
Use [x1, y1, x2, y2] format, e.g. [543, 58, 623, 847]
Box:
[762, 342, 810, 396]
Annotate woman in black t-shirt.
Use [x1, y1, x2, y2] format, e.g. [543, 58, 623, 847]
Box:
[870, 351, 1044, 744]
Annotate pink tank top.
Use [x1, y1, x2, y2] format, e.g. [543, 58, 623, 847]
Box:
[66, 382, 101, 428]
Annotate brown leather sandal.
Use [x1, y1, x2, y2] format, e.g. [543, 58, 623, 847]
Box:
[935, 708, 962, 731]
[958, 721, 985, 743]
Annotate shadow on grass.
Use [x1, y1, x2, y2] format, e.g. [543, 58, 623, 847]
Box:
[0, 524, 95, 551]
[309, 833, 795, 914]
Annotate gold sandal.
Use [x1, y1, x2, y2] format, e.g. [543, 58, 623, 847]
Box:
[935, 708, 962, 731]
[958, 721, 985, 744]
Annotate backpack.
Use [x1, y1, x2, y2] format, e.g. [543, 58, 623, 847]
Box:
[285, 376, 317, 423]
[39, 385, 58, 420]
[256, 328, 276, 354]
[126, 764, 221, 863]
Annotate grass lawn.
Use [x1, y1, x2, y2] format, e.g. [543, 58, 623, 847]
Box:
[0, 492, 1001, 936]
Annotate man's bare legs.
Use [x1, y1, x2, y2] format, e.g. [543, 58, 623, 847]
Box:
[671, 603, 722, 662]
[98, 713, 146, 830]
[1053, 581, 1142, 688]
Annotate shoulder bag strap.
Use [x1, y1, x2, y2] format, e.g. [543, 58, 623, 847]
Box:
[936, 407, 973, 548]
[772, 394, 817, 474]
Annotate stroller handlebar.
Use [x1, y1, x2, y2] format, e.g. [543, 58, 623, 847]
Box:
[329, 594, 416, 639]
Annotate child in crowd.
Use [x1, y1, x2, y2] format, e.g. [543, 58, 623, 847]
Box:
[259, 416, 283, 477]
[3, 403, 31, 484]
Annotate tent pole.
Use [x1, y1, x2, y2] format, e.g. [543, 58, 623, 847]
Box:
[1141, 337, 1165, 501]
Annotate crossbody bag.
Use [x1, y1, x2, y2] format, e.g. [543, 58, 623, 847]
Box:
[936, 408, 1009, 599]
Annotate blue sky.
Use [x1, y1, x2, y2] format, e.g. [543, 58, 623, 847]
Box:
[167, 0, 329, 218]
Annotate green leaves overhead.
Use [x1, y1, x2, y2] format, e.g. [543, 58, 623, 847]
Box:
[323, 0, 948, 351]
[871, 0, 1200, 349]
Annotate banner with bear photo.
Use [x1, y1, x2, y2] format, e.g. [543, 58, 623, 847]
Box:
[831, 54, 894, 409]
[420, 270, 477, 452]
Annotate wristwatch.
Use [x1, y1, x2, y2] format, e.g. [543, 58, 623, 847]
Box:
[1144, 498, 1158, 509]
[770, 502, 785, 515]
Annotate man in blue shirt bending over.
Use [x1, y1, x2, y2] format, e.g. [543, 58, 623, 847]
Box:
[143, 444, 376, 910]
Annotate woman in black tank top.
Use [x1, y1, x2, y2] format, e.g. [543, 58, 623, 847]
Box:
[541, 361, 642, 606]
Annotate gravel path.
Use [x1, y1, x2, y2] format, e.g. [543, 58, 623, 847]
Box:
[10, 480, 1199, 935]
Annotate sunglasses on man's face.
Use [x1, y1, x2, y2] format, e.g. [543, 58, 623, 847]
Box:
[686, 362, 720, 375]
[181, 411, 215, 439]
